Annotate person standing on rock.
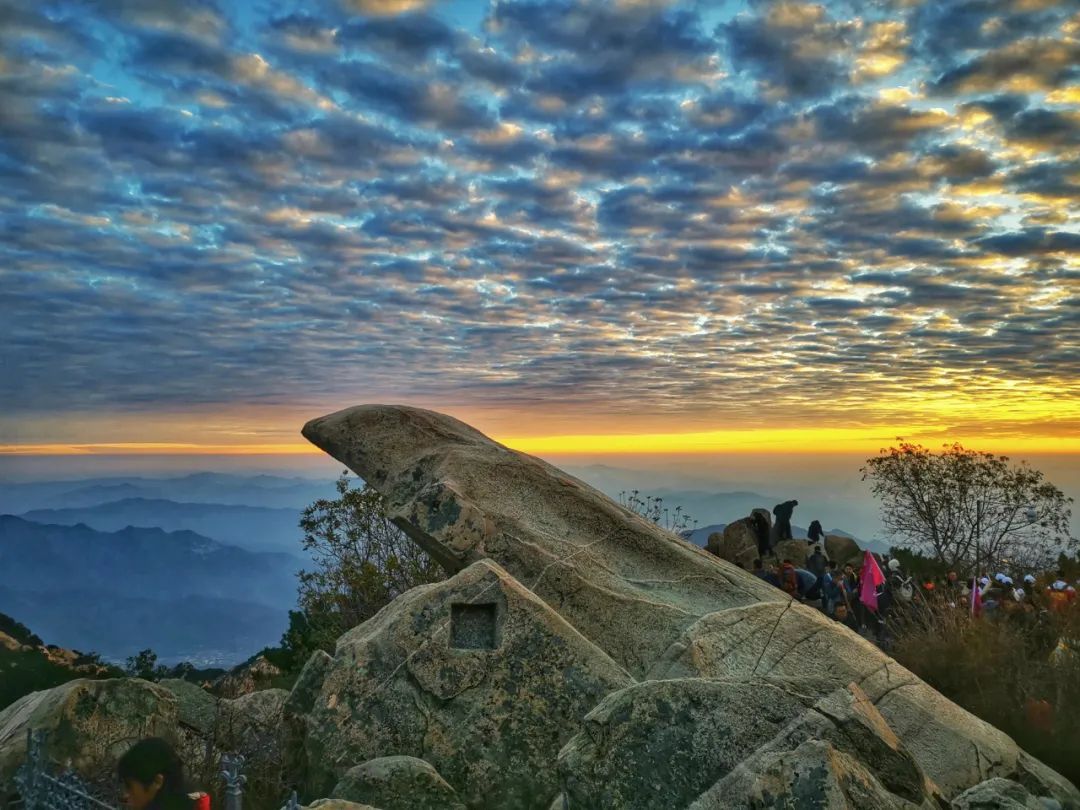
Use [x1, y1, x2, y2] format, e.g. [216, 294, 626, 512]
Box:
[772, 500, 798, 542]
[118, 738, 210, 810]
[807, 519, 825, 545]
[752, 511, 771, 557]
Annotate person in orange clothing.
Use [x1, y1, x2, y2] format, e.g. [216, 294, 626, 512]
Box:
[1047, 578, 1077, 613]
[118, 738, 210, 810]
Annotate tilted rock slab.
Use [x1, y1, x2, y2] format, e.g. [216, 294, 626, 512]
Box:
[301, 405, 1079, 807]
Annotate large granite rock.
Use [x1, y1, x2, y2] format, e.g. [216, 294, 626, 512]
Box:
[825, 534, 862, 568]
[707, 517, 759, 568]
[296, 558, 632, 807]
[302, 405, 785, 680]
[560, 678, 943, 809]
[772, 538, 810, 568]
[159, 679, 218, 736]
[284, 650, 333, 790]
[300, 405, 1080, 808]
[950, 778, 1056, 809]
[215, 687, 288, 766]
[0, 678, 178, 787]
[331, 756, 464, 810]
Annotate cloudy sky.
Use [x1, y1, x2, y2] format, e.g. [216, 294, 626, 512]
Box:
[2, 0, 1078, 459]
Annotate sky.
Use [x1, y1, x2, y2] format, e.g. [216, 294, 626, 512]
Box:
[1, 0, 1079, 461]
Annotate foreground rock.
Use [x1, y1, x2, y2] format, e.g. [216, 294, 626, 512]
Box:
[295, 558, 632, 806]
[331, 756, 464, 810]
[0, 678, 178, 787]
[292, 404, 1079, 808]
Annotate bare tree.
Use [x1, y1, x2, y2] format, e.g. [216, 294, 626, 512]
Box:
[861, 441, 1074, 573]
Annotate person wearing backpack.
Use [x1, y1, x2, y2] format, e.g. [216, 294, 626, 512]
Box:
[822, 560, 843, 617]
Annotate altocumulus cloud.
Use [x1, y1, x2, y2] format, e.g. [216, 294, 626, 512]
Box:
[0, 0, 1078, 437]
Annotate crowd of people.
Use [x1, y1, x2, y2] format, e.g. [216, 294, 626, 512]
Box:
[742, 503, 1079, 647]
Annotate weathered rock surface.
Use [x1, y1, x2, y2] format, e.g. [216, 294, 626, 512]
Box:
[297, 558, 632, 807]
[0, 678, 178, 786]
[825, 534, 862, 568]
[772, 538, 811, 568]
[212, 654, 284, 698]
[950, 778, 1056, 809]
[331, 756, 464, 810]
[299, 405, 1079, 808]
[305, 801, 382, 810]
[708, 517, 760, 569]
[285, 650, 333, 790]
[159, 678, 218, 736]
[561, 678, 944, 810]
[215, 687, 287, 766]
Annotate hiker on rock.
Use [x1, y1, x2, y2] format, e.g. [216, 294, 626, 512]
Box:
[807, 519, 825, 545]
[807, 545, 828, 593]
[752, 510, 771, 557]
[772, 499, 798, 542]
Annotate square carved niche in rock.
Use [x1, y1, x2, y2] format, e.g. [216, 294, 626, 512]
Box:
[450, 602, 500, 650]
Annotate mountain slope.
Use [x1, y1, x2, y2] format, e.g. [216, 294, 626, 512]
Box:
[0, 515, 300, 605]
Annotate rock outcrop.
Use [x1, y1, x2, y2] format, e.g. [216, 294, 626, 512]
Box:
[707, 517, 759, 568]
[294, 557, 632, 806]
[0, 678, 178, 787]
[331, 756, 464, 810]
[295, 405, 1078, 808]
[825, 533, 862, 568]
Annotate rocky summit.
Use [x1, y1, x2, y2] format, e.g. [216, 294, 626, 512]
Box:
[294, 404, 1079, 809]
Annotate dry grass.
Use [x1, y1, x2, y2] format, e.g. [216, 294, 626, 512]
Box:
[888, 596, 1080, 788]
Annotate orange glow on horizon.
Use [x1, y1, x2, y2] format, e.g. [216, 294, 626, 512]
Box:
[3, 427, 1078, 457]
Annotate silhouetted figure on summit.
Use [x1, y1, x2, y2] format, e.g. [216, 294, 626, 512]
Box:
[752, 510, 771, 556]
[807, 519, 825, 545]
[773, 500, 798, 542]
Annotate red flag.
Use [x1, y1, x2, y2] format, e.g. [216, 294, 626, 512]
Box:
[970, 579, 983, 617]
[859, 551, 885, 612]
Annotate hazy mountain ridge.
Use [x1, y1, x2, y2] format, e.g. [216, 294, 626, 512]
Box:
[0, 516, 299, 665]
[18, 497, 306, 555]
[0, 472, 338, 513]
[0, 515, 300, 604]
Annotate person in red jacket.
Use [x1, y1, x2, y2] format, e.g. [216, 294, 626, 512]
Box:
[118, 738, 210, 810]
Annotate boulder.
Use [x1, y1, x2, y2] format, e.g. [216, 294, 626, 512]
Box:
[302, 405, 785, 680]
[772, 538, 810, 568]
[302, 558, 632, 807]
[559, 677, 827, 809]
[215, 687, 287, 760]
[707, 517, 760, 569]
[560, 678, 945, 810]
[212, 654, 283, 698]
[158, 679, 218, 736]
[692, 739, 932, 810]
[300, 405, 1080, 805]
[0, 678, 178, 787]
[950, 778, 1053, 809]
[826, 534, 862, 568]
[284, 650, 333, 791]
[331, 756, 464, 810]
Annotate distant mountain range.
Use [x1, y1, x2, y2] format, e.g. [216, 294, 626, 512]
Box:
[18, 498, 305, 555]
[0, 472, 337, 513]
[0, 516, 299, 664]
